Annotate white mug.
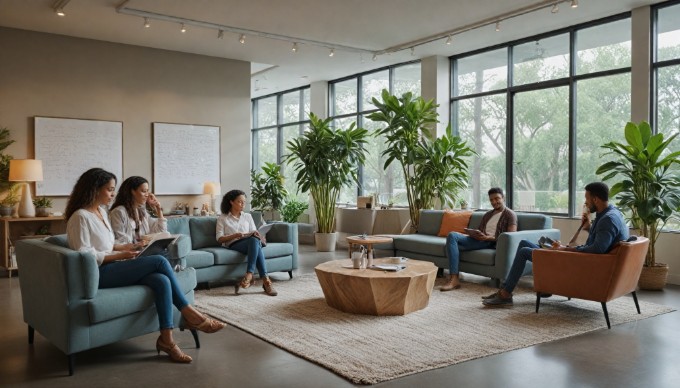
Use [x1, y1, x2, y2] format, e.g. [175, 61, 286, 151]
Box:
[352, 251, 364, 269]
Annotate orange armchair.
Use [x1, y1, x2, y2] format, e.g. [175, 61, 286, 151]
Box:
[532, 236, 648, 329]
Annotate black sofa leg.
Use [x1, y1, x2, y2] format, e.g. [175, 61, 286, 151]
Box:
[190, 329, 200, 348]
[494, 278, 501, 288]
[28, 325, 34, 344]
[601, 302, 611, 329]
[535, 293, 541, 313]
[436, 268, 444, 278]
[68, 354, 75, 376]
[632, 291, 641, 314]
[288, 270, 293, 279]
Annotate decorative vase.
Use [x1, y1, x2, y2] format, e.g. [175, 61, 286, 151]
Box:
[35, 207, 51, 217]
[0, 205, 13, 217]
[314, 232, 337, 252]
[638, 263, 669, 290]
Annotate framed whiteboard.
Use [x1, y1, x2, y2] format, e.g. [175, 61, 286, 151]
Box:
[34, 117, 123, 196]
[153, 122, 220, 194]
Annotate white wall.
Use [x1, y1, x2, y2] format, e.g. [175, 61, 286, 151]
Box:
[0, 27, 251, 212]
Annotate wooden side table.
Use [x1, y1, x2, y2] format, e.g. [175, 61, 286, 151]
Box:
[346, 235, 393, 258]
[1, 216, 66, 277]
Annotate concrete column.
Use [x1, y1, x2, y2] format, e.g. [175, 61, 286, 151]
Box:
[420, 55, 450, 137]
[631, 6, 651, 123]
[310, 81, 329, 119]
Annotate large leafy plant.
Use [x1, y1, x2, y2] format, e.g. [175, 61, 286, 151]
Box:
[284, 113, 368, 233]
[596, 121, 680, 267]
[367, 90, 474, 231]
[250, 162, 287, 213]
[0, 127, 16, 200]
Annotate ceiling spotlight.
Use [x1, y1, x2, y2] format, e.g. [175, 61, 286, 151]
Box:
[495, 21, 501, 32]
[446, 35, 452, 45]
[56, 7, 65, 16]
[143, 17, 150, 28]
[571, 0, 578, 8]
[180, 23, 187, 33]
[239, 34, 246, 44]
[372, 54, 378, 61]
[292, 42, 298, 52]
[329, 48, 335, 57]
[551, 3, 559, 13]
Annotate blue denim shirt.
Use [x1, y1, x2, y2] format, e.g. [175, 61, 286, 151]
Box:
[576, 204, 629, 254]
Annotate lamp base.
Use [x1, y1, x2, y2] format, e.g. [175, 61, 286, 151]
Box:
[18, 182, 36, 218]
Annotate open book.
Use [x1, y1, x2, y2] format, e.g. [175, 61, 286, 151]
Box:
[232, 223, 274, 246]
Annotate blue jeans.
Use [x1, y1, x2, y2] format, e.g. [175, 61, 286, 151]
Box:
[446, 232, 495, 274]
[502, 240, 540, 294]
[229, 236, 267, 278]
[99, 255, 189, 330]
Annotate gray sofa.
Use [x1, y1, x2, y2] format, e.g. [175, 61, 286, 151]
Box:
[166, 216, 298, 285]
[15, 235, 199, 375]
[392, 210, 560, 286]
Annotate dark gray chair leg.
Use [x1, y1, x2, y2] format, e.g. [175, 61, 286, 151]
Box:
[190, 329, 200, 348]
[28, 325, 34, 344]
[68, 354, 75, 376]
[436, 268, 444, 278]
[494, 278, 501, 288]
[288, 270, 293, 279]
[601, 302, 611, 329]
[535, 293, 541, 313]
[632, 291, 641, 314]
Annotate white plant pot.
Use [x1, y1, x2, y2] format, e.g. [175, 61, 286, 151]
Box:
[315, 232, 337, 252]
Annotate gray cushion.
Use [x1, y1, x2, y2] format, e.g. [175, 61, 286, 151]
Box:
[167, 217, 190, 236]
[461, 249, 496, 266]
[87, 268, 196, 324]
[189, 217, 220, 249]
[262, 242, 294, 259]
[393, 234, 446, 257]
[45, 234, 69, 248]
[184, 250, 215, 269]
[203, 247, 244, 265]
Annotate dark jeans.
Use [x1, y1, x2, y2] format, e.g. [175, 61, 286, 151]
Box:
[99, 255, 189, 330]
[229, 236, 267, 278]
[502, 240, 540, 294]
[445, 232, 495, 274]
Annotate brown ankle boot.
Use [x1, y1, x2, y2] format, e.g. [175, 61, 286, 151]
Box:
[440, 276, 461, 291]
[262, 277, 278, 296]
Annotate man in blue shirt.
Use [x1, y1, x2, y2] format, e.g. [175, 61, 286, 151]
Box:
[483, 182, 629, 307]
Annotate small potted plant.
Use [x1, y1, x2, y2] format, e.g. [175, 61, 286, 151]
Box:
[33, 196, 53, 217]
[280, 198, 309, 223]
[460, 199, 469, 210]
[0, 184, 20, 217]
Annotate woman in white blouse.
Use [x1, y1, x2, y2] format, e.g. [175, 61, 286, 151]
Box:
[216, 189, 277, 296]
[65, 168, 224, 364]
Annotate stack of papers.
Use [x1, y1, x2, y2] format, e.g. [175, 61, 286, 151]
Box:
[370, 264, 406, 272]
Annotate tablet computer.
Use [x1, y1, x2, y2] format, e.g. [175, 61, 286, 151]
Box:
[137, 236, 178, 257]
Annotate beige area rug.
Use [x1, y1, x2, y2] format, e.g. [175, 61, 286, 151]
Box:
[194, 273, 674, 385]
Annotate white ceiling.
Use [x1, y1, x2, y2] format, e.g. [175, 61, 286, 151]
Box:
[0, 0, 667, 98]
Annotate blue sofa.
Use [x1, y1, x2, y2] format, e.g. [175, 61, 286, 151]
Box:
[166, 216, 298, 285]
[15, 235, 199, 375]
[391, 210, 560, 286]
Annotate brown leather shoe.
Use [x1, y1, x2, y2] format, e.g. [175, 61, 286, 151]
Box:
[440, 277, 461, 291]
[262, 277, 278, 296]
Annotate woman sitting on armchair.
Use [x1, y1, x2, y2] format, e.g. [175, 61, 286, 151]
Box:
[65, 168, 224, 364]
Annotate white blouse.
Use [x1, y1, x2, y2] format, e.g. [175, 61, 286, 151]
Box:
[216, 212, 256, 247]
[67, 207, 115, 266]
[109, 205, 167, 244]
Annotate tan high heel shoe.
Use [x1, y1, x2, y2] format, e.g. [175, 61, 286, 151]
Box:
[235, 273, 254, 294]
[156, 336, 192, 363]
[262, 277, 278, 296]
[181, 316, 225, 334]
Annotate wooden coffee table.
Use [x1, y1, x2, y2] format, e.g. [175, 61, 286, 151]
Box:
[346, 235, 393, 258]
[315, 258, 437, 316]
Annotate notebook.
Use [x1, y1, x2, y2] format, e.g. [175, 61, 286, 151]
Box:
[136, 236, 178, 257]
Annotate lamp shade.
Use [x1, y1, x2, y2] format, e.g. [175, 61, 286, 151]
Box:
[9, 159, 43, 182]
[203, 181, 221, 195]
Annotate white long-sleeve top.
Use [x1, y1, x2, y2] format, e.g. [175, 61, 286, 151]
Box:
[67, 207, 115, 266]
[109, 205, 167, 244]
[216, 212, 256, 247]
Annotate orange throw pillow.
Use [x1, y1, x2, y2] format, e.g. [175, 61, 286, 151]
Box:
[437, 210, 473, 237]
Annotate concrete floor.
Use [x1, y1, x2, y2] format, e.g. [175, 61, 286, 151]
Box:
[1, 244, 679, 388]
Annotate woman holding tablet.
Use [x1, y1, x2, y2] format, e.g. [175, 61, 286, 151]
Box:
[216, 189, 277, 296]
[66, 168, 224, 364]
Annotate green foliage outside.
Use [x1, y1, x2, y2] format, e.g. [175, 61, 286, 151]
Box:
[0, 127, 17, 205]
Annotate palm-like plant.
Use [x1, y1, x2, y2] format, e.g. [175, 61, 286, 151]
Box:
[250, 162, 287, 214]
[368, 90, 474, 231]
[284, 113, 368, 233]
[596, 121, 680, 267]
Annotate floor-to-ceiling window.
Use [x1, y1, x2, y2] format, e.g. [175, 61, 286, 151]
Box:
[452, 14, 631, 215]
[252, 87, 310, 200]
[329, 62, 421, 205]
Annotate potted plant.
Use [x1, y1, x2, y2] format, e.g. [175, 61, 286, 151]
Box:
[280, 198, 309, 223]
[33, 196, 53, 217]
[284, 112, 368, 251]
[367, 89, 474, 232]
[597, 121, 680, 290]
[0, 184, 19, 217]
[250, 162, 287, 221]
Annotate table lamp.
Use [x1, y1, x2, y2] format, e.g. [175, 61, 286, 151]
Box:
[9, 159, 44, 218]
[203, 181, 222, 214]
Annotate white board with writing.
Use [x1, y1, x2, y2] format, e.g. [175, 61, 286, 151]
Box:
[34, 117, 123, 196]
[153, 122, 220, 194]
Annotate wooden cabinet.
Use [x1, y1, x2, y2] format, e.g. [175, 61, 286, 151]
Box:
[1, 216, 66, 277]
